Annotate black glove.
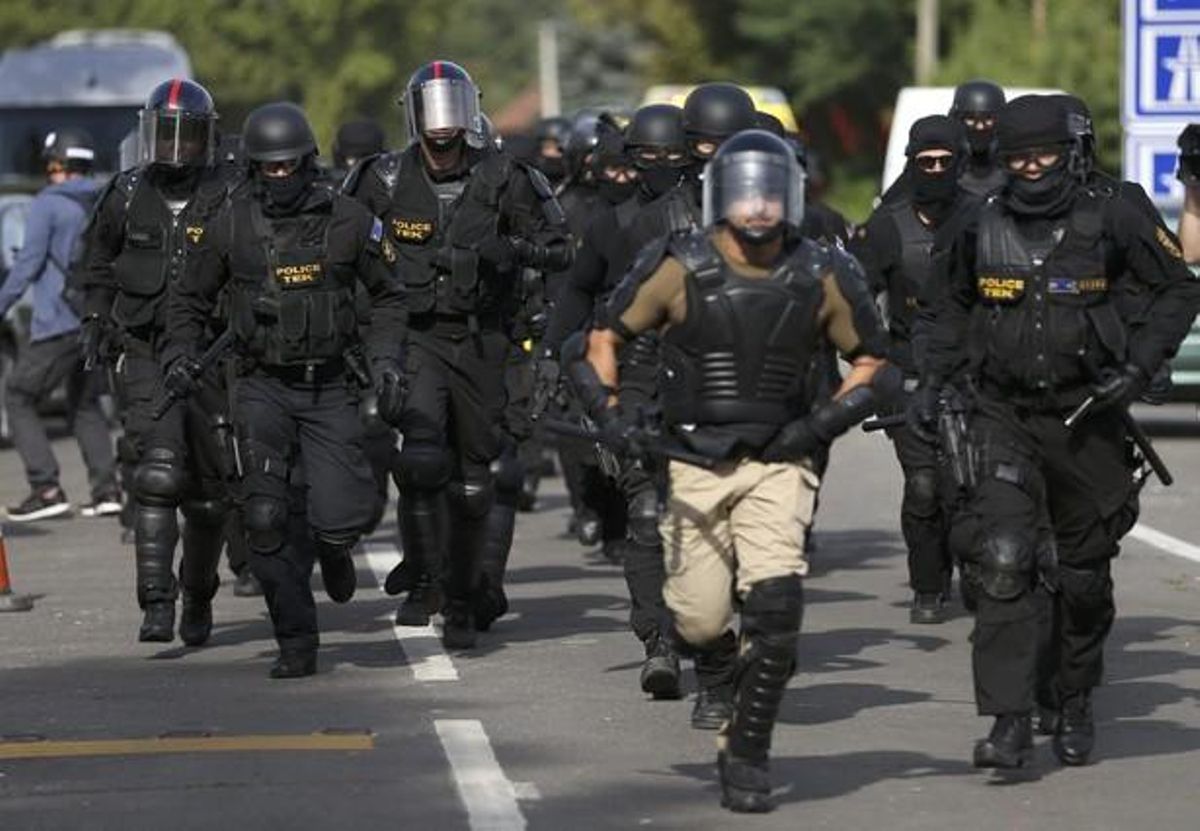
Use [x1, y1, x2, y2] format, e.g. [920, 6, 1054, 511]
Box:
[905, 385, 940, 443]
[375, 362, 407, 427]
[79, 315, 107, 371]
[595, 405, 644, 457]
[761, 417, 821, 463]
[162, 355, 202, 401]
[1179, 124, 1200, 185]
[1090, 363, 1149, 414]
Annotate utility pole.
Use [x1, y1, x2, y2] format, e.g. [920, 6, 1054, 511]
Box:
[538, 20, 561, 118]
[915, 0, 939, 85]
[1032, 0, 1048, 41]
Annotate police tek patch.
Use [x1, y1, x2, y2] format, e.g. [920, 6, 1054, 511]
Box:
[392, 217, 434, 243]
[275, 262, 323, 286]
[977, 275, 1025, 302]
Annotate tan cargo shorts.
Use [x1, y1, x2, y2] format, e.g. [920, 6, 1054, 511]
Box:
[659, 458, 819, 646]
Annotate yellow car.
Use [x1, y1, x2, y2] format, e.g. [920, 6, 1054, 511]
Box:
[641, 84, 799, 133]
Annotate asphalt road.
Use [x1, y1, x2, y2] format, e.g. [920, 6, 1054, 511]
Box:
[0, 415, 1197, 830]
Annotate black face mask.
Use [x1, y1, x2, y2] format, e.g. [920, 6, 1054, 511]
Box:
[1004, 163, 1077, 218]
[912, 168, 959, 224]
[258, 162, 317, 216]
[537, 156, 566, 182]
[640, 165, 684, 199]
[598, 178, 637, 205]
[966, 128, 995, 160]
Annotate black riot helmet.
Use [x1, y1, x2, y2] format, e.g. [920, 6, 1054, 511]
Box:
[401, 60, 484, 149]
[950, 79, 1006, 159]
[534, 116, 572, 181]
[42, 127, 95, 173]
[1051, 93, 1095, 177]
[563, 110, 605, 181]
[333, 119, 386, 170]
[626, 104, 689, 165]
[241, 102, 318, 163]
[139, 78, 218, 168]
[681, 83, 757, 158]
[702, 129, 805, 244]
[754, 111, 786, 138]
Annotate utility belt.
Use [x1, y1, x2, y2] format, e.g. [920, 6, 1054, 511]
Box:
[978, 378, 1092, 415]
[408, 310, 504, 336]
[251, 357, 348, 386]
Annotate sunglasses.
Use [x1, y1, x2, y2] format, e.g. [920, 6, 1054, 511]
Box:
[915, 154, 955, 172]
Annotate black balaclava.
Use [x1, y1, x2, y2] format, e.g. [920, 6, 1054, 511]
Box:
[593, 130, 637, 205]
[639, 164, 685, 199]
[997, 95, 1077, 218]
[906, 115, 964, 225]
[259, 156, 319, 216]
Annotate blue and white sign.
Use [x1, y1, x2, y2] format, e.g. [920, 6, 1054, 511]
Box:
[1125, 0, 1200, 122]
[1124, 129, 1186, 207]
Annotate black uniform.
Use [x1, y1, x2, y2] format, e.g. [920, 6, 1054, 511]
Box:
[928, 179, 1200, 759]
[81, 164, 242, 641]
[168, 178, 405, 659]
[345, 142, 568, 640]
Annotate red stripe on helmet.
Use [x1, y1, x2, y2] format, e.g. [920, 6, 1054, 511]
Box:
[433, 61, 442, 79]
[167, 78, 184, 108]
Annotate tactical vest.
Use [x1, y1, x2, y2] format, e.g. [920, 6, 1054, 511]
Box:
[225, 191, 358, 367]
[110, 169, 227, 330]
[959, 164, 1006, 198]
[883, 202, 936, 371]
[376, 146, 520, 318]
[659, 232, 826, 428]
[971, 191, 1124, 396]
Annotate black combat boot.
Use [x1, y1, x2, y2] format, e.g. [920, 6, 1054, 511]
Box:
[316, 541, 357, 604]
[269, 649, 318, 679]
[1053, 692, 1095, 766]
[139, 601, 176, 642]
[441, 599, 477, 650]
[639, 634, 682, 699]
[910, 592, 946, 624]
[972, 713, 1033, 769]
[397, 580, 441, 627]
[178, 597, 213, 646]
[692, 632, 737, 730]
[473, 574, 508, 632]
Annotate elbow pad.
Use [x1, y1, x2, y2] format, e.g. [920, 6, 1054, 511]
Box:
[809, 363, 902, 442]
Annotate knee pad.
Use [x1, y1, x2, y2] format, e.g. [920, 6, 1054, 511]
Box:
[489, 452, 525, 496]
[243, 496, 287, 555]
[134, 448, 186, 507]
[181, 498, 228, 527]
[446, 476, 494, 519]
[741, 574, 805, 639]
[627, 488, 661, 547]
[976, 530, 1035, 601]
[395, 444, 451, 492]
[903, 468, 940, 519]
[1057, 562, 1113, 613]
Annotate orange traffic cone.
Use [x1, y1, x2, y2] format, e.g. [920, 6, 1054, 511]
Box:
[0, 524, 34, 612]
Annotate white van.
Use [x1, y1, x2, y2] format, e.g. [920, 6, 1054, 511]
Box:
[881, 85, 1064, 195]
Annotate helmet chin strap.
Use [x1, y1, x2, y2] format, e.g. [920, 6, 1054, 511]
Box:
[730, 221, 785, 245]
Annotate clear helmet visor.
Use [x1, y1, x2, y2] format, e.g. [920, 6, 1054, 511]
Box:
[702, 150, 805, 237]
[405, 78, 483, 146]
[139, 110, 214, 167]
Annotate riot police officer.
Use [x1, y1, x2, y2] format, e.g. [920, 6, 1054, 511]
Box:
[532, 116, 572, 188]
[80, 78, 239, 645]
[343, 60, 570, 647]
[331, 118, 387, 181]
[919, 95, 1200, 768]
[851, 115, 973, 623]
[167, 102, 405, 678]
[581, 130, 891, 811]
[949, 79, 1007, 197]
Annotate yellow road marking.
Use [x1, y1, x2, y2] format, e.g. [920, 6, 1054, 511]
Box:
[0, 733, 373, 760]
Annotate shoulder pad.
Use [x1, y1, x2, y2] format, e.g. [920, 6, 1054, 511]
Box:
[340, 152, 385, 195]
[667, 230, 720, 277]
[627, 234, 672, 284]
[110, 169, 139, 201]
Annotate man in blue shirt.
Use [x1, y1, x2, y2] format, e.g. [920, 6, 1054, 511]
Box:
[0, 129, 119, 521]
